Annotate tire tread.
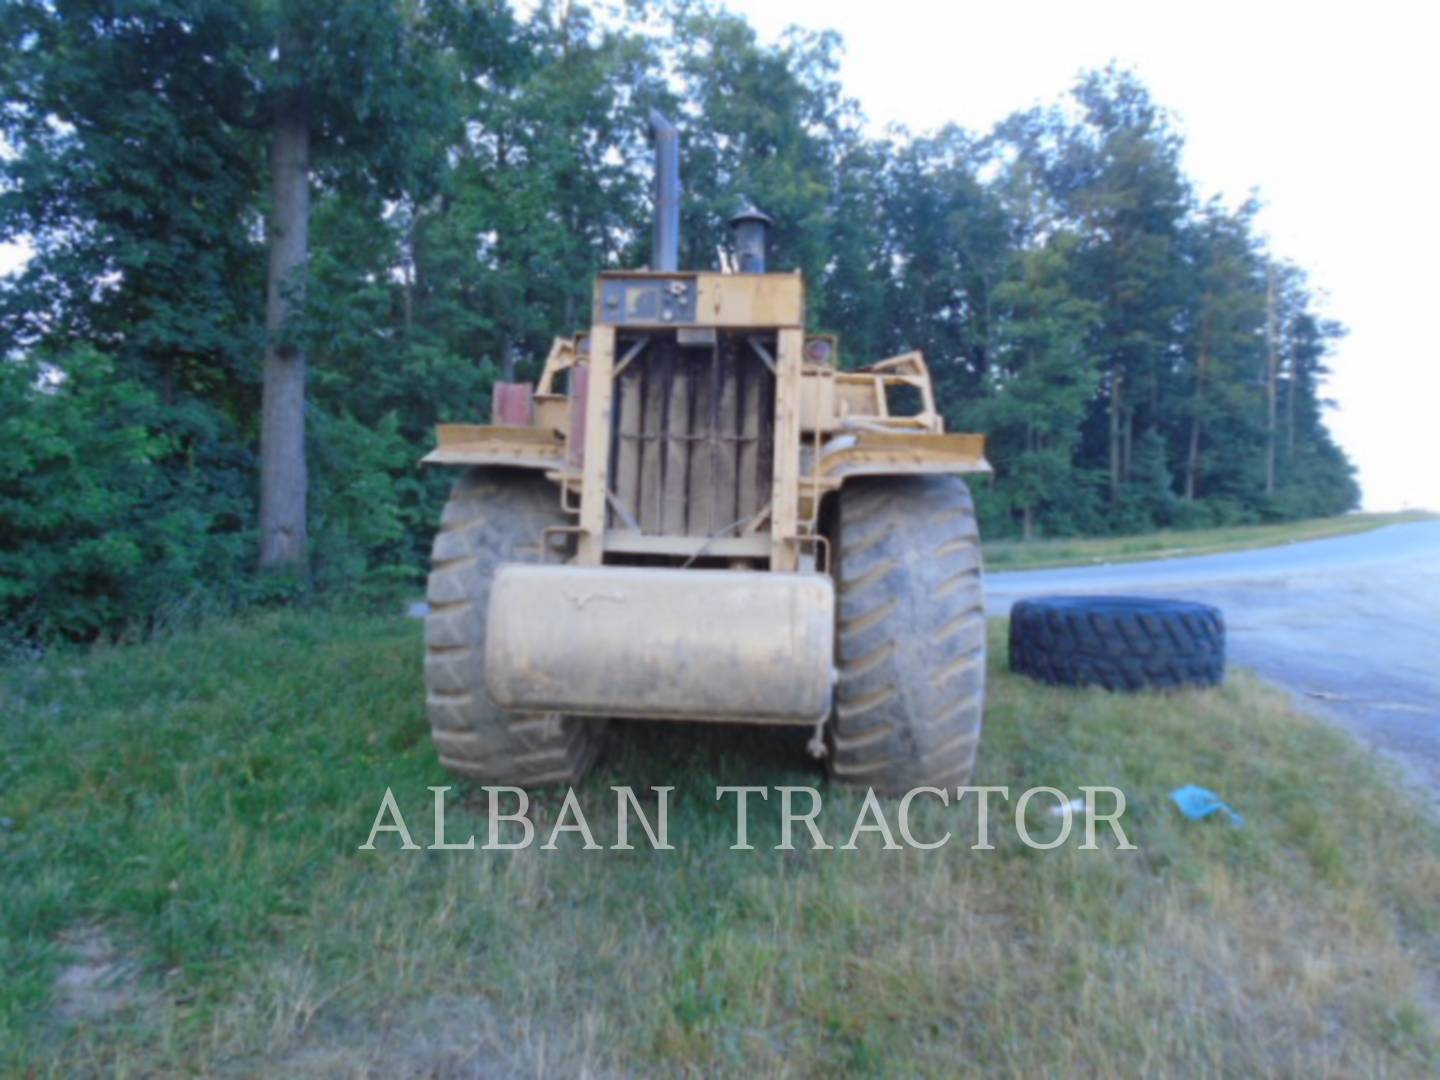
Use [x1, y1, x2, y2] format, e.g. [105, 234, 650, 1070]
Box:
[423, 468, 607, 786]
[827, 476, 988, 794]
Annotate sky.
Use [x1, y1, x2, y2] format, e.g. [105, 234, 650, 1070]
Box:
[727, 0, 1439, 511]
[4, 1, 1435, 510]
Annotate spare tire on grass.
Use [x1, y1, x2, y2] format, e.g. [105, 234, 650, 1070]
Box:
[1009, 596, 1224, 691]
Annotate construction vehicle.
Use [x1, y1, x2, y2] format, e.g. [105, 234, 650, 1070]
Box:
[421, 113, 991, 794]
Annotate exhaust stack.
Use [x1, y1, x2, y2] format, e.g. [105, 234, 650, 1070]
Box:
[649, 110, 680, 272]
[730, 200, 774, 273]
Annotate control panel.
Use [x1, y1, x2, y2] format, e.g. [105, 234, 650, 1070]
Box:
[597, 275, 698, 326]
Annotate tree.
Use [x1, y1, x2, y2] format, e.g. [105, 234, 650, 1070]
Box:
[1270, 274, 1357, 516]
[973, 238, 1100, 538]
[248, 0, 458, 572]
[1049, 67, 1190, 513]
[661, 5, 856, 300]
[1, 0, 266, 636]
[883, 126, 1012, 398]
[0, 9, 1364, 636]
[1173, 198, 1266, 505]
[259, 23, 312, 570]
[423, 0, 652, 378]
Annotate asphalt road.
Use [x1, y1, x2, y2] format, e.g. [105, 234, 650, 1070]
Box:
[986, 521, 1440, 797]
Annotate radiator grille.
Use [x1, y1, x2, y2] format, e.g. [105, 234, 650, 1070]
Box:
[608, 333, 776, 538]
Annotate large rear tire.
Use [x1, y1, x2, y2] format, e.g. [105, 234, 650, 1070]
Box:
[424, 468, 608, 786]
[827, 476, 987, 794]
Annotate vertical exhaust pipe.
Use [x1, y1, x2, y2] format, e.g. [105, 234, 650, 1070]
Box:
[649, 110, 680, 272]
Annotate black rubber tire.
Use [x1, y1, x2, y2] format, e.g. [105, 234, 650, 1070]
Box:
[827, 476, 987, 795]
[424, 468, 608, 786]
[1008, 595, 1225, 691]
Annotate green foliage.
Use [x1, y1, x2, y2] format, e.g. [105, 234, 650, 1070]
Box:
[309, 406, 425, 599]
[967, 238, 1101, 537]
[0, 347, 251, 641]
[0, 2, 1359, 637]
[663, 5, 855, 296]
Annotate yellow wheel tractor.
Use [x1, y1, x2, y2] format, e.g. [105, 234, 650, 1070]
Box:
[422, 113, 992, 794]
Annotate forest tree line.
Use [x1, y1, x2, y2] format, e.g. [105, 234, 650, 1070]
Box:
[0, 0, 1357, 640]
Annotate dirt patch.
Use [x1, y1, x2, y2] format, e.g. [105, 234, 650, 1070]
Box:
[53, 924, 146, 1021]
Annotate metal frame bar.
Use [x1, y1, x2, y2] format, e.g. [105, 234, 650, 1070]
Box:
[576, 325, 616, 564]
[746, 335, 778, 375]
[612, 336, 650, 379]
[769, 328, 804, 572]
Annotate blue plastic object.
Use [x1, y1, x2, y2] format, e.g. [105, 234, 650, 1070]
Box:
[1171, 785, 1244, 827]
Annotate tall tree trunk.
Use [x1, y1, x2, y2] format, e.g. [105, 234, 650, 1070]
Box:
[1285, 343, 1297, 459]
[1184, 414, 1199, 502]
[400, 204, 416, 339]
[1264, 267, 1278, 496]
[1122, 407, 1134, 484]
[1108, 366, 1123, 506]
[1022, 423, 1036, 540]
[1185, 323, 1210, 502]
[258, 93, 311, 571]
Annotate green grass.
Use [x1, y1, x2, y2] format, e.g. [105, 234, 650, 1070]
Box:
[983, 510, 1436, 570]
[2, 610, 1438, 1075]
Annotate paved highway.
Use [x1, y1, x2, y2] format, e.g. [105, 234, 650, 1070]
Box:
[986, 521, 1440, 797]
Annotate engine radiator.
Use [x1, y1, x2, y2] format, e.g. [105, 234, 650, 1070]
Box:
[608, 332, 776, 538]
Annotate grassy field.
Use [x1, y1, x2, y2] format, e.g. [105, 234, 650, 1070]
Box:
[3, 610, 1438, 1076]
[983, 510, 1436, 570]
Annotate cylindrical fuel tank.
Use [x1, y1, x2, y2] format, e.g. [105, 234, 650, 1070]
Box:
[485, 564, 835, 725]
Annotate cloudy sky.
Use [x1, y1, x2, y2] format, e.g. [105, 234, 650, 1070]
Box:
[729, 0, 1438, 511]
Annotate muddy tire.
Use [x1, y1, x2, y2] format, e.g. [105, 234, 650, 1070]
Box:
[425, 468, 607, 786]
[1008, 595, 1225, 691]
[828, 476, 987, 794]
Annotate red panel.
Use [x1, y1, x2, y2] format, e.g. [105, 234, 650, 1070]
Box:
[491, 382, 535, 426]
